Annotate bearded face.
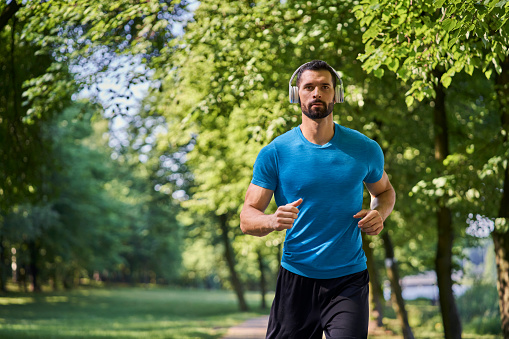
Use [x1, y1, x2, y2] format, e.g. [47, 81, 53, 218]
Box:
[297, 69, 335, 120]
[301, 99, 334, 120]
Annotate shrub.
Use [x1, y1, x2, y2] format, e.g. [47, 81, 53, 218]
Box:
[456, 282, 501, 335]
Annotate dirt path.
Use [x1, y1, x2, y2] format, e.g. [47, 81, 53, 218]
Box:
[222, 316, 399, 339]
[221, 315, 269, 339]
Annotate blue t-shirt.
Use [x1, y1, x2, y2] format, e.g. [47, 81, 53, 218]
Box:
[251, 123, 384, 279]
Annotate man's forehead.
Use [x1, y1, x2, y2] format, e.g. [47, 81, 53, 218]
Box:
[300, 69, 333, 84]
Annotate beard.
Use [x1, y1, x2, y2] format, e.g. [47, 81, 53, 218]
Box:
[301, 100, 334, 120]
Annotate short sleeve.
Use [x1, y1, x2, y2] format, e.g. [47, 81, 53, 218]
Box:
[364, 140, 384, 183]
[251, 143, 278, 191]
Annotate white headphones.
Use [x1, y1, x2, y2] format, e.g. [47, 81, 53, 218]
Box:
[288, 62, 344, 104]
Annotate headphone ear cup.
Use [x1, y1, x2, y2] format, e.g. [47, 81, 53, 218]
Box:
[335, 85, 344, 103]
[290, 86, 300, 103]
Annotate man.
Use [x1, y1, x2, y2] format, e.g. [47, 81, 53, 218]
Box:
[240, 60, 396, 339]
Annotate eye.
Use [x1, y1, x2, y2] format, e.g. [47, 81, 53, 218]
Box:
[304, 86, 313, 90]
[323, 85, 330, 90]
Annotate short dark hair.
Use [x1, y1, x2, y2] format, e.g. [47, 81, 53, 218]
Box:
[296, 60, 337, 89]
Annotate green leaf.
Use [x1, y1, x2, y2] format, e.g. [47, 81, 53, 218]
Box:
[441, 74, 452, 88]
[495, 0, 509, 8]
[388, 58, 400, 72]
[434, 0, 446, 9]
[405, 95, 415, 107]
[374, 67, 385, 78]
[493, 58, 503, 74]
[365, 39, 375, 54]
[442, 18, 458, 32]
[397, 67, 409, 80]
[362, 25, 379, 41]
[485, 68, 493, 79]
[465, 63, 474, 75]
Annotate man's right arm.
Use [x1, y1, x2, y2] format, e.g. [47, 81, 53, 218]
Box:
[240, 183, 302, 237]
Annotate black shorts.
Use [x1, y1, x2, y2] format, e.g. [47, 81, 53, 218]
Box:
[266, 267, 369, 339]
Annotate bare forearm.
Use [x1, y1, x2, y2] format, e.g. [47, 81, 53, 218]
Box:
[370, 188, 396, 221]
[240, 207, 275, 237]
[240, 198, 301, 237]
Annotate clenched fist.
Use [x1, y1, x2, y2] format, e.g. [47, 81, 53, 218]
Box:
[354, 209, 384, 236]
[271, 199, 302, 231]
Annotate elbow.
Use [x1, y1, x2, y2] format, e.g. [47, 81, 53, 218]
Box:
[384, 181, 396, 205]
[240, 224, 248, 235]
[239, 211, 248, 234]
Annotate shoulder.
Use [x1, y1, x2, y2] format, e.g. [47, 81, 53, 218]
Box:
[338, 124, 380, 149]
[261, 127, 299, 152]
[338, 124, 369, 141]
[272, 127, 299, 144]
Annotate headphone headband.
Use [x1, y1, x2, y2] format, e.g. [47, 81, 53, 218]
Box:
[288, 62, 344, 104]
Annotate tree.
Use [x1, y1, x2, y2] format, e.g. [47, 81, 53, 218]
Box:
[1, 0, 197, 291]
[0, 0, 193, 208]
[354, 1, 509, 337]
[0, 1, 74, 291]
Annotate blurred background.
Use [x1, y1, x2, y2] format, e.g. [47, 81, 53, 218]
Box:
[0, 0, 507, 338]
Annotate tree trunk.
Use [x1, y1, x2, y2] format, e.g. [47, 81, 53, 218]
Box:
[29, 240, 41, 292]
[381, 231, 414, 339]
[494, 58, 509, 338]
[257, 250, 267, 309]
[435, 205, 461, 339]
[369, 121, 411, 335]
[20, 264, 28, 292]
[362, 233, 384, 328]
[433, 72, 462, 339]
[0, 0, 21, 33]
[218, 214, 249, 311]
[492, 229, 509, 337]
[0, 234, 7, 292]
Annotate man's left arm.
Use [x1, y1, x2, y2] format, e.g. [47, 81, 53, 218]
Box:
[354, 171, 396, 236]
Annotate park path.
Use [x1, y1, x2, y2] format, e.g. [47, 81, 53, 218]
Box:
[221, 316, 397, 339]
[222, 315, 269, 339]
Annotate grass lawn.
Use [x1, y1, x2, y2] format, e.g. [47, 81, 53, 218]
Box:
[0, 286, 503, 339]
[0, 286, 269, 338]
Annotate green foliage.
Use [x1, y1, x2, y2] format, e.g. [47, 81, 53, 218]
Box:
[2, 102, 183, 289]
[354, 0, 509, 101]
[0, 0, 192, 210]
[0, 11, 74, 209]
[408, 71, 503, 221]
[457, 283, 502, 335]
[1, 0, 193, 290]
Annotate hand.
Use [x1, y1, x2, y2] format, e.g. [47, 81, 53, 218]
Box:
[271, 199, 302, 231]
[354, 209, 384, 235]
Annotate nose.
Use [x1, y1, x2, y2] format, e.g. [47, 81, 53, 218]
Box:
[313, 87, 321, 98]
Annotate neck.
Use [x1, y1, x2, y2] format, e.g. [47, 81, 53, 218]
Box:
[300, 114, 335, 145]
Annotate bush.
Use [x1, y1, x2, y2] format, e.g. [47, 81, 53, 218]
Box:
[456, 282, 501, 335]
[466, 316, 503, 335]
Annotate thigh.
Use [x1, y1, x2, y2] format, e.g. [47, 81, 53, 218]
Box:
[266, 267, 323, 339]
[320, 270, 370, 339]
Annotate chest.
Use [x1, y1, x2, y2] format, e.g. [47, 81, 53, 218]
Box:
[277, 145, 367, 196]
